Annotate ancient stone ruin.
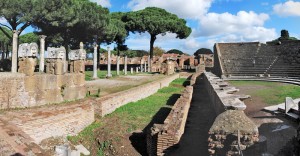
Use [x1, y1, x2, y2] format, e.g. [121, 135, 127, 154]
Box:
[46, 46, 66, 75]
[18, 43, 38, 76]
[69, 42, 86, 73]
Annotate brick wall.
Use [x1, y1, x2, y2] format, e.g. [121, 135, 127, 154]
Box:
[0, 101, 94, 144]
[0, 72, 86, 109]
[94, 73, 180, 117]
[147, 84, 194, 156]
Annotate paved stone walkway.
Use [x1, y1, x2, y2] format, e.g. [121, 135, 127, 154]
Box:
[168, 74, 217, 156]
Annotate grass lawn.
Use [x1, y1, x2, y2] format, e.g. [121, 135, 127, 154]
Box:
[68, 78, 188, 155]
[229, 80, 300, 105]
[85, 70, 142, 80]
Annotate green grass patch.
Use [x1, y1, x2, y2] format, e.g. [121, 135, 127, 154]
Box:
[68, 78, 188, 155]
[229, 80, 300, 105]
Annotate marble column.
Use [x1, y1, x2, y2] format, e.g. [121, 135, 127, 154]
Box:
[144, 61, 147, 72]
[11, 30, 20, 73]
[116, 56, 120, 75]
[124, 56, 127, 75]
[107, 47, 112, 78]
[140, 62, 143, 72]
[93, 44, 98, 79]
[39, 35, 47, 72]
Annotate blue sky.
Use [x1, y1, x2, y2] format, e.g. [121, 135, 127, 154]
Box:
[99, 0, 300, 54]
[2, 0, 300, 55]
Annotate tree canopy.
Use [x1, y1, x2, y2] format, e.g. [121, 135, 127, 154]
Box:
[0, 0, 49, 39]
[153, 46, 165, 56]
[19, 32, 39, 44]
[33, 0, 109, 51]
[123, 7, 191, 59]
[194, 48, 213, 56]
[167, 49, 184, 55]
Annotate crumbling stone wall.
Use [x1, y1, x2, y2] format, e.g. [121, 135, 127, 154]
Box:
[208, 110, 259, 155]
[0, 73, 86, 109]
[95, 73, 180, 116]
[203, 72, 259, 155]
[203, 72, 248, 114]
[0, 101, 94, 144]
[147, 86, 193, 156]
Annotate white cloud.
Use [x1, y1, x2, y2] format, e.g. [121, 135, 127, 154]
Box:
[273, 1, 300, 17]
[89, 0, 111, 8]
[127, 0, 213, 19]
[126, 2, 278, 54]
[197, 11, 269, 36]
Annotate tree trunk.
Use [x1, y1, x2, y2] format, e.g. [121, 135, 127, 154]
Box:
[117, 44, 120, 56]
[1, 41, 4, 60]
[149, 34, 156, 59]
[97, 45, 100, 70]
[6, 44, 9, 59]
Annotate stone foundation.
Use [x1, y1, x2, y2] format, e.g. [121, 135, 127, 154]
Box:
[0, 72, 86, 109]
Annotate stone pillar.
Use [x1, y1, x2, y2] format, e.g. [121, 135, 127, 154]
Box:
[93, 44, 98, 79]
[140, 63, 143, 72]
[11, 30, 19, 73]
[136, 67, 139, 73]
[144, 61, 147, 72]
[130, 67, 133, 74]
[148, 56, 151, 72]
[116, 56, 120, 75]
[107, 47, 112, 78]
[39, 35, 47, 72]
[124, 56, 127, 75]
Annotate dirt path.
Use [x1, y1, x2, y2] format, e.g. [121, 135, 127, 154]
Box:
[168, 74, 217, 155]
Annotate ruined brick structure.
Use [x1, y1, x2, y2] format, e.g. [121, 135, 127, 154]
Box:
[147, 86, 194, 156]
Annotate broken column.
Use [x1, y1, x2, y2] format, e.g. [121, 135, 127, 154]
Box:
[69, 42, 86, 73]
[124, 56, 127, 75]
[93, 44, 98, 79]
[39, 35, 46, 72]
[117, 56, 120, 75]
[18, 43, 38, 76]
[107, 47, 112, 78]
[11, 30, 20, 73]
[46, 46, 66, 75]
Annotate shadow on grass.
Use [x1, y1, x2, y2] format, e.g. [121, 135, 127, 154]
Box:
[129, 107, 172, 155]
[129, 91, 183, 155]
[166, 94, 181, 106]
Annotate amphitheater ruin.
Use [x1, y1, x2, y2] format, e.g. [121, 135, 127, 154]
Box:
[0, 35, 300, 156]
